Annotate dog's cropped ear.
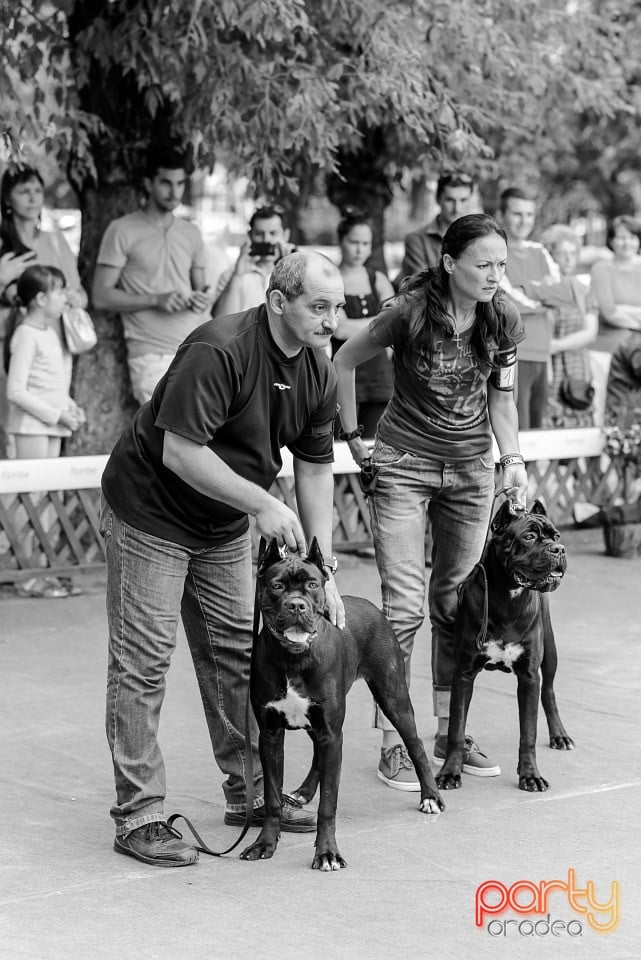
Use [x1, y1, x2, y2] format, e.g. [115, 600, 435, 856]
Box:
[491, 500, 515, 536]
[257, 539, 283, 578]
[529, 498, 548, 517]
[306, 537, 327, 576]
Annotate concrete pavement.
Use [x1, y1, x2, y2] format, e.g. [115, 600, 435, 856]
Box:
[0, 526, 639, 960]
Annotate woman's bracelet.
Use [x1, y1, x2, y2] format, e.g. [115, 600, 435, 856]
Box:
[499, 453, 525, 468]
[338, 425, 364, 442]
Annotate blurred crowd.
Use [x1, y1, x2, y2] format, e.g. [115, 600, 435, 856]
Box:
[1, 156, 641, 469]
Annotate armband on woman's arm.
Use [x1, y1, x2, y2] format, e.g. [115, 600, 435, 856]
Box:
[489, 347, 517, 391]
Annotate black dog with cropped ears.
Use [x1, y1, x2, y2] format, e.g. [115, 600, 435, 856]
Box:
[435, 499, 574, 794]
[241, 538, 444, 871]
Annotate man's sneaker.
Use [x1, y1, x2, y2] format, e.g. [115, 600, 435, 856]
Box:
[114, 821, 199, 867]
[224, 795, 316, 833]
[377, 744, 420, 792]
[432, 735, 501, 777]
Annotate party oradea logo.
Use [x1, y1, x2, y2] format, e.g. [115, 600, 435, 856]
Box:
[475, 869, 620, 937]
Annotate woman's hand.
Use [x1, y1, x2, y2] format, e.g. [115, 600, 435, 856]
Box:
[502, 463, 528, 507]
[0, 251, 36, 291]
[346, 436, 371, 467]
[324, 574, 346, 630]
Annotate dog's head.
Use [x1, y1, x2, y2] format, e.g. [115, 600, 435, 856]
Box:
[490, 499, 567, 593]
[257, 538, 328, 654]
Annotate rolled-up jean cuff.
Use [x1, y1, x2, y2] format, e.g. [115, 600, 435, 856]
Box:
[433, 687, 451, 719]
[225, 796, 265, 813]
[115, 810, 165, 838]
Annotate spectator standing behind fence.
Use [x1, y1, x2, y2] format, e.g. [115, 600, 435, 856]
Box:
[334, 214, 527, 790]
[331, 207, 395, 438]
[397, 172, 475, 284]
[212, 204, 296, 318]
[0, 165, 87, 457]
[519, 224, 597, 428]
[92, 147, 212, 405]
[498, 187, 559, 429]
[590, 215, 641, 355]
[4, 265, 86, 598]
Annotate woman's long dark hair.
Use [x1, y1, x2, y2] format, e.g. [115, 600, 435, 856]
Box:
[397, 213, 512, 374]
[0, 165, 45, 255]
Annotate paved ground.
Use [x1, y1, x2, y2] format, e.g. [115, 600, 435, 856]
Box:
[1, 526, 639, 960]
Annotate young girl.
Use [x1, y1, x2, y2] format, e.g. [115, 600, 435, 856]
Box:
[5, 265, 86, 598]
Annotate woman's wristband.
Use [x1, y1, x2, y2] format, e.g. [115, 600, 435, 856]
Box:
[499, 453, 525, 468]
[338, 425, 364, 442]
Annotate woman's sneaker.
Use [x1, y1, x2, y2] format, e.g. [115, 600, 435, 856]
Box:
[377, 744, 420, 791]
[432, 735, 501, 777]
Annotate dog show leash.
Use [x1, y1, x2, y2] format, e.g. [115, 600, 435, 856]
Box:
[166, 541, 267, 857]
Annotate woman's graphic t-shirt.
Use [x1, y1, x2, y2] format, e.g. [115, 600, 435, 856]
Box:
[369, 296, 524, 461]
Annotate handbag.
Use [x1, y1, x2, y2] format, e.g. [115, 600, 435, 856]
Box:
[61, 307, 97, 354]
[559, 375, 595, 411]
[559, 351, 594, 411]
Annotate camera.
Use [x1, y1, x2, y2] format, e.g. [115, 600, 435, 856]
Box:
[249, 241, 277, 258]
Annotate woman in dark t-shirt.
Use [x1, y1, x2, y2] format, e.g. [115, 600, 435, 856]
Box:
[334, 213, 527, 792]
[331, 207, 395, 438]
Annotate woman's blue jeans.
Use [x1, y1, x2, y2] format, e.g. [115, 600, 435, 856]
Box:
[101, 502, 262, 835]
[369, 440, 496, 728]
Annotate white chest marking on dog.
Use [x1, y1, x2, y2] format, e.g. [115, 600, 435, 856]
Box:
[266, 682, 311, 729]
[484, 639, 525, 667]
[509, 587, 525, 599]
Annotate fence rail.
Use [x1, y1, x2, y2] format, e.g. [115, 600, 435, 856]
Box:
[0, 431, 624, 583]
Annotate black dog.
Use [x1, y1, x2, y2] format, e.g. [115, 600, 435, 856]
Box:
[435, 499, 574, 794]
[240, 539, 444, 870]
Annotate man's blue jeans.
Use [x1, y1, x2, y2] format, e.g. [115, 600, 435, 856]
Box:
[368, 440, 496, 727]
[101, 502, 263, 836]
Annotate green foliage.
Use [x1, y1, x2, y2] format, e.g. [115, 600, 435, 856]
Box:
[1, 0, 640, 214]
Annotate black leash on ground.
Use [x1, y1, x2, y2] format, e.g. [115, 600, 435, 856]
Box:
[166, 540, 265, 856]
[467, 488, 526, 652]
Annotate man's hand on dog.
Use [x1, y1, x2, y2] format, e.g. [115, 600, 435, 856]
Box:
[324, 574, 346, 630]
[255, 498, 307, 555]
[254, 498, 345, 628]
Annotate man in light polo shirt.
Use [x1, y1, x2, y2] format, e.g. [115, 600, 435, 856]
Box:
[92, 146, 212, 404]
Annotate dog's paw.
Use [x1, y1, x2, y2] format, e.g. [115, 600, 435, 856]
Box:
[419, 795, 444, 814]
[549, 734, 575, 751]
[518, 774, 549, 792]
[288, 788, 314, 806]
[435, 771, 462, 790]
[240, 838, 278, 861]
[312, 850, 347, 871]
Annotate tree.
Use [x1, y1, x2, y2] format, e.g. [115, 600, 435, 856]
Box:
[1, 0, 638, 452]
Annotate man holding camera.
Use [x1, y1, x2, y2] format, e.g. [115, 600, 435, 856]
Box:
[213, 204, 296, 318]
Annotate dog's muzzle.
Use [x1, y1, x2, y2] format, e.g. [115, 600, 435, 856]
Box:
[513, 543, 567, 592]
[265, 599, 320, 653]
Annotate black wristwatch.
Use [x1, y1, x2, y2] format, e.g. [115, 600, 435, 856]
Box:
[323, 557, 338, 576]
